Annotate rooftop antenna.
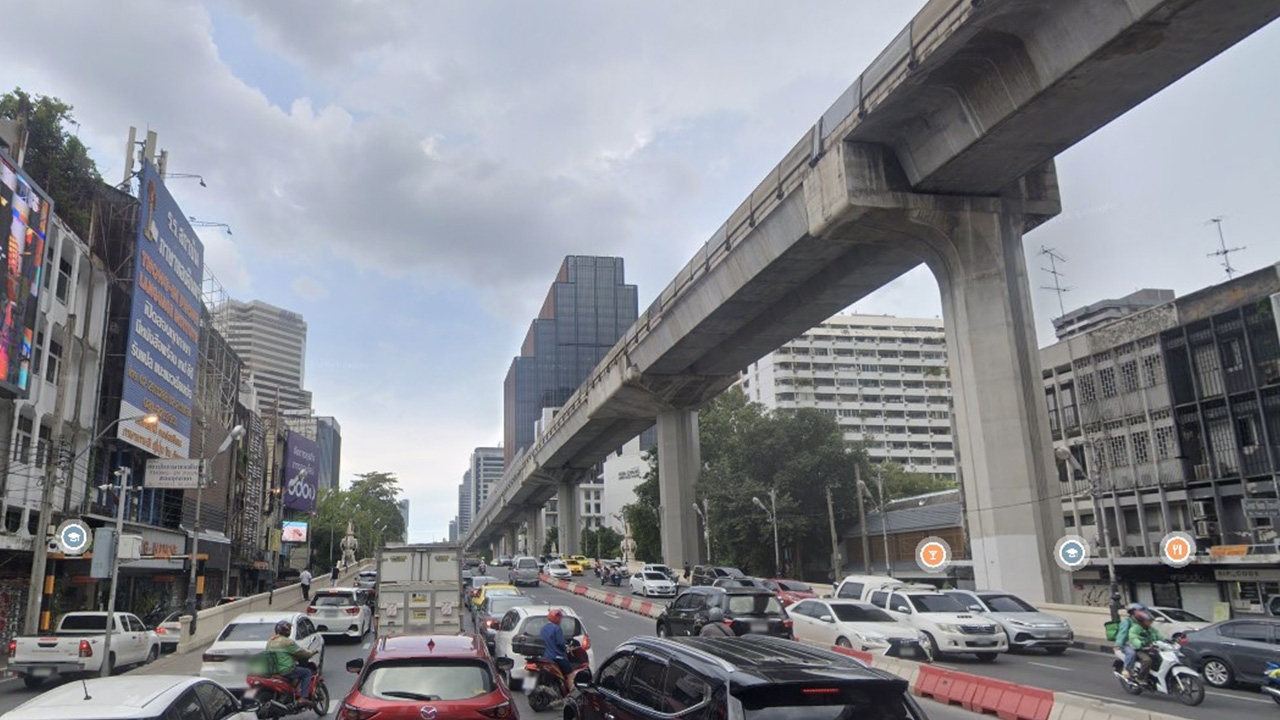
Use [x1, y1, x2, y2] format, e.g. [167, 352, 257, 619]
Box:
[81, 677, 92, 700]
[1038, 246, 1073, 317]
[1206, 216, 1244, 280]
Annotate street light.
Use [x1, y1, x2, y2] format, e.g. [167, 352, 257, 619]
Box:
[692, 500, 711, 564]
[185, 424, 245, 635]
[751, 490, 781, 577]
[100, 466, 138, 676]
[1057, 446, 1122, 622]
[26, 413, 159, 633]
[856, 474, 891, 574]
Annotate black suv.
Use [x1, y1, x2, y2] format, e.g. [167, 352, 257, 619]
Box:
[657, 587, 792, 638]
[692, 565, 745, 586]
[567, 635, 926, 720]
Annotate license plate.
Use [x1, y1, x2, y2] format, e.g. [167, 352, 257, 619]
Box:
[899, 647, 916, 658]
[971, 641, 996, 647]
[30, 668, 52, 677]
[1047, 631, 1069, 638]
[751, 622, 768, 632]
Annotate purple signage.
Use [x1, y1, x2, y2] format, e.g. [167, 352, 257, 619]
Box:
[283, 431, 320, 512]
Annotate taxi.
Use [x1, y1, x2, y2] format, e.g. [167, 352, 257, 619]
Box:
[564, 559, 585, 576]
[471, 583, 521, 610]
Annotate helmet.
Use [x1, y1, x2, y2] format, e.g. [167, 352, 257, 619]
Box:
[1126, 603, 1144, 615]
[1133, 610, 1153, 626]
[548, 608, 563, 624]
[707, 607, 725, 623]
[275, 620, 293, 636]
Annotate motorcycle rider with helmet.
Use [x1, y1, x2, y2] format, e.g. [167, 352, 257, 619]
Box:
[265, 620, 318, 700]
[539, 608, 573, 677]
[1115, 602, 1147, 679]
[1127, 610, 1165, 681]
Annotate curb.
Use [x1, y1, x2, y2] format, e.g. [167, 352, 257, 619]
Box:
[541, 575, 1196, 720]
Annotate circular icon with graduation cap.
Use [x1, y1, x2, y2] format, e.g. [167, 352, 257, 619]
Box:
[55, 519, 92, 556]
[1054, 534, 1091, 572]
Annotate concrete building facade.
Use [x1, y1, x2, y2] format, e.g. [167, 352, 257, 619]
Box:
[457, 474, 472, 535]
[738, 314, 955, 479]
[469, 447, 504, 518]
[315, 416, 341, 492]
[1052, 288, 1175, 341]
[215, 300, 312, 415]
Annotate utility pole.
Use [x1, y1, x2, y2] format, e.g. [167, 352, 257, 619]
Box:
[1057, 447, 1121, 622]
[101, 466, 130, 676]
[26, 315, 76, 633]
[825, 485, 844, 580]
[853, 466, 870, 574]
[876, 469, 891, 575]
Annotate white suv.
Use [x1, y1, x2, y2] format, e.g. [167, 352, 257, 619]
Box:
[868, 587, 1007, 661]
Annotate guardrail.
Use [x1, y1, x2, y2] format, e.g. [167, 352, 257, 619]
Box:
[466, 0, 979, 548]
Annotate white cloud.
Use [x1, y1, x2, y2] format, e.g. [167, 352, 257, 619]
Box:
[290, 275, 329, 301]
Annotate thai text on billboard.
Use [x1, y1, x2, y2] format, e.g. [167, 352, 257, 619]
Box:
[0, 149, 53, 397]
[283, 431, 320, 512]
[119, 160, 203, 458]
[143, 458, 203, 489]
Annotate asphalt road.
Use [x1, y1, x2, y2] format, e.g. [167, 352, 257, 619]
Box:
[529, 581, 1280, 720]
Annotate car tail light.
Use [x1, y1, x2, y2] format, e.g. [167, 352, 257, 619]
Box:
[78, 640, 93, 658]
[202, 653, 227, 663]
[345, 607, 361, 615]
[337, 702, 380, 720]
[484, 618, 498, 628]
[306, 607, 318, 614]
[478, 701, 513, 718]
[525, 662, 540, 672]
[1178, 636, 1188, 646]
[802, 688, 841, 695]
[155, 626, 168, 635]
[783, 620, 794, 630]
[580, 633, 591, 650]
[7, 639, 15, 657]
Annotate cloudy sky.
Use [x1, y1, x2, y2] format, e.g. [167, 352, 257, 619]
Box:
[9, 2, 1279, 541]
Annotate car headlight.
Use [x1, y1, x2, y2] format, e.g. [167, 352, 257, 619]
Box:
[938, 624, 961, 633]
[857, 632, 888, 644]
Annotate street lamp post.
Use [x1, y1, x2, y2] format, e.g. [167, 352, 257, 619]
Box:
[186, 425, 245, 635]
[692, 501, 711, 564]
[752, 490, 781, 577]
[1057, 446, 1122, 622]
[101, 466, 134, 676]
[26, 413, 158, 633]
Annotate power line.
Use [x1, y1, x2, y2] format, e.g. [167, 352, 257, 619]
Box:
[1206, 216, 1245, 280]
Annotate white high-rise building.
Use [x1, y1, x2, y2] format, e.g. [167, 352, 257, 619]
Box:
[469, 447, 505, 517]
[738, 314, 956, 479]
[215, 299, 312, 414]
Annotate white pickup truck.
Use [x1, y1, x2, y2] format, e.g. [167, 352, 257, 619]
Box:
[8, 611, 161, 688]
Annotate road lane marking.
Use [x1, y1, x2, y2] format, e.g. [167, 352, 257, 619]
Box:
[1027, 661, 1072, 672]
[1065, 691, 1133, 706]
[1207, 690, 1271, 705]
[604, 610, 620, 619]
[362, 643, 371, 649]
[598, 625, 610, 631]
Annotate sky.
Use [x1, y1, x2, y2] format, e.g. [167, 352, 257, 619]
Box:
[7, 2, 1279, 542]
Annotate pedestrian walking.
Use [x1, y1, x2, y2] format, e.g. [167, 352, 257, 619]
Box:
[683, 562, 691, 581]
[300, 568, 313, 600]
[330, 566, 339, 587]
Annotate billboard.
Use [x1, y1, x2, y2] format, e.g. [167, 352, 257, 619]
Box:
[0, 149, 52, 398]
[144, 458, 203, 489]
[283, 430, 320, 512]
[118, 160, 202, 458]
[281, 521, 309, 543]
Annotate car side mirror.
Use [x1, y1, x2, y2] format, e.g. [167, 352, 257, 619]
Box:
[574, 669, 594, 689]
[495, 657, 514, 671]
[1157, 617, 1169, 623]
[894, 606, 911, 614]
[240, 697, 261, 712]
[346, 658, 364, 674]
[969, 605, 984, 612]
[819, 615, 834, 623]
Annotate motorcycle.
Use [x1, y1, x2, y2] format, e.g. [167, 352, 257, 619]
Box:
[244, 660, 331, 718]
[1263, 661, 1280, 706]
[513, 634, 591, 712]
[1112, 642, 1205, 706]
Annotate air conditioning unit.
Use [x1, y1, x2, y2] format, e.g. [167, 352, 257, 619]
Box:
[1192, 501, 1215, 519]
[1194, 520, 1218, 537]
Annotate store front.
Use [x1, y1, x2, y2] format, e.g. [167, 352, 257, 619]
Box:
[122, 527, 188, 619]
[194, 530, 232, 603]
[1214, 567, 1280, 617]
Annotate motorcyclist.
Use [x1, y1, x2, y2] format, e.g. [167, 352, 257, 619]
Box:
[699, 607, 735, 637]
[1127, 610, 1165, 680]
[265, 620, 318, 699]
[539, 608, 573, 677]
[1115, 602, 1146, 678]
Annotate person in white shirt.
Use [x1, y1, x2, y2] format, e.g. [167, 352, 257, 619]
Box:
[300, 569, 313, 600]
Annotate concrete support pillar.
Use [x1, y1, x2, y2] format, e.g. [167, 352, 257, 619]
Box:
[557, 481, 580, 556]
[657, 408, 702, 571]
[910, 204, 1067, 603]
[528, 508, 544, 557]
[503, 526, 518, 558]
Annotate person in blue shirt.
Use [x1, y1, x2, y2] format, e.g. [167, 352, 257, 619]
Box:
[539, 608, 573, 677]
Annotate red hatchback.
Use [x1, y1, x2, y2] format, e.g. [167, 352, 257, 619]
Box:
[338, 634, 518, 720]
[764, 578, 817, 606]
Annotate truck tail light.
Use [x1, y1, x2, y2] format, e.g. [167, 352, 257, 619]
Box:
[79, 640, 93, 658]
[7, 639, 15, 657]
[478, 701, 513, 718]
[155, 627, 168, 635]
[306, 607, 318, 614]
[202, 653, 228, 663]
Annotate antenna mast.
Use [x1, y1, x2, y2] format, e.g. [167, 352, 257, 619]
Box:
[1039, 246, 1073, 318]
[1206, 216, 1245, 280]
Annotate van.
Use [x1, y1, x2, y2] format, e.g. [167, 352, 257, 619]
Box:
[509, 556, 541, 587]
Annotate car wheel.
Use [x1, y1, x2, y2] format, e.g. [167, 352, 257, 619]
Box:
[1044, 646, 1067, 656]
[146, 645, 159, 664]
[106, 652, 117, 676]
[1200, 657, 1234, 688]
[921, 632, 940, 660]
[657, 622, 669, 638]
[836, 637, 853, 649]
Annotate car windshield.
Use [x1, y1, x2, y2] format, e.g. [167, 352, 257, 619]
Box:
[485, 588, 519, 597]
[360, 659, 494, 702]
[780, 581, 812, 593]
[217, 622, 276, 642]
[516, 559, 538, 569]
[833, 605, 895, 623]
[720, 567, 746, 578]
[312, 594, 355, 607]
[981, 594, 1037, 613]
[726, 594, 784, 616]
[1158, 608, 1206, 622]
[472, 576, 497, 586]
[519, 616, 584, 637]
[643, 572, 667, 581]
[547, 562, 567, 569]
[907, 595, 967, 613]
[488, 597, 534, 615]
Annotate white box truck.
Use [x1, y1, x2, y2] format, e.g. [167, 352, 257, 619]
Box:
[376, 543, 463, 636]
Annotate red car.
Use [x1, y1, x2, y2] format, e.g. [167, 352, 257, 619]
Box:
[763, 578, 817, 606]
[338, 634, 518, 720]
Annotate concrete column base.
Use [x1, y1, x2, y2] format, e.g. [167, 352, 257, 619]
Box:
[558, 481, 580, 555]
[657, 408, 702, 571]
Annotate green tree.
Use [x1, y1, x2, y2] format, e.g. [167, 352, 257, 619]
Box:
[581, 525, 624, 560]
[621, 448, 662, 562]
[542, 525, 559, 557]
[0, 88, 102, 237]
[309, 471, 406, 569]
[874, 462, 957, 502]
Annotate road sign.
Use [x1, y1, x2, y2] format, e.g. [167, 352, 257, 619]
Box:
[145, 458, 203, 489]
[55, 520, 91, 555]
[90, 528, 117, 578]
[1243, 498, 1280, 518]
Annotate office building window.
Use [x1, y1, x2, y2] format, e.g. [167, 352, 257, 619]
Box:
[1154, 426, 1174, 460]
[1079, 374, 1097, 403]
[56, 258, 73, 303]
[1141, 354, 1164, 387]
[14, 416, 33, 464]
[45, 339, 62, 383]
[1132, 433, 1150, 464]
[1119, 361, 1139, 393]
[1099, 367, 1118, 398]
[1109, 436, 1129, 467]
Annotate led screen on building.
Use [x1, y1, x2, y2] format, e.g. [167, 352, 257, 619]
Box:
[118, 160, 203, 458]
[283, 431, 320, 512]
[282, 521, 309, 543]
[0, 149, 52, 398]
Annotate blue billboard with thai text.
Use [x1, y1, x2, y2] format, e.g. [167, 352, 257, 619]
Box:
[118, 160, 203, 458]
[283, 431, 320, 512]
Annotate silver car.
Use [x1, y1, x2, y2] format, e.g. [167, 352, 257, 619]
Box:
[508, 556, 541, 587]
[944, 590, 1073, 654]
